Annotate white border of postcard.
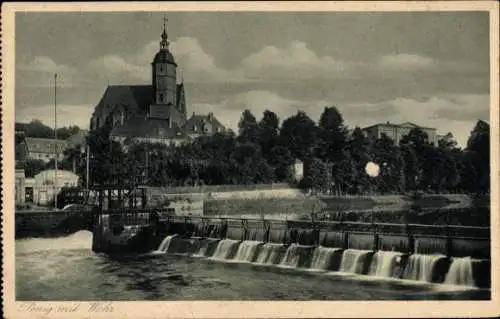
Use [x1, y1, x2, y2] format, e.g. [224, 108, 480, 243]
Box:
[2, 1, 499, 318]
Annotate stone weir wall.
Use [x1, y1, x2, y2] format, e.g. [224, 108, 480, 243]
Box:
[163, 217, 490, 260]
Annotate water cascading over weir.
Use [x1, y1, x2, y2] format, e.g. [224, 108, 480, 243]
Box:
[94, 214, 491, 290]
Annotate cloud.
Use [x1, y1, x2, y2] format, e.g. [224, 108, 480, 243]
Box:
[128, 39, 467, 84]
[18, 56, 76, 88]
[190, 90, 329, 131]
[18, 38, 486, 90]
[15, 104, 94, 129]
[20, 56, 74, 74]
[377, 54, 435, 71]
[132, 37, 238, 82]
[87, 55, 149, 83]
[240, 41, 361, 81]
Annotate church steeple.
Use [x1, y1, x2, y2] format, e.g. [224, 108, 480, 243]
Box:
[160, 15, 169, 50]
[151, 14, 178, 117]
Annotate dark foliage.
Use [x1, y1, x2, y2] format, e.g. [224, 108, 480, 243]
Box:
[52, 108, 489, 195]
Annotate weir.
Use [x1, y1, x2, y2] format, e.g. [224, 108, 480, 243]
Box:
[84, 186, 490, 289]
[150, 234, 491, 289]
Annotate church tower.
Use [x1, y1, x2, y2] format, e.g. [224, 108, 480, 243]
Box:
[150, 17, 178, 121]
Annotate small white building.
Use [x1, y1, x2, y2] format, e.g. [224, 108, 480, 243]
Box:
[24, 169, 80, 206]
[293, 159, 304, 181]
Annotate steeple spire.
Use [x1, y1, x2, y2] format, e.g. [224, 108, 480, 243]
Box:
[160, 14, 169, 50]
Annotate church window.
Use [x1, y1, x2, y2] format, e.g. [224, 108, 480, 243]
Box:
[193, 125, 197, 132]
[159, 94, 164, 102]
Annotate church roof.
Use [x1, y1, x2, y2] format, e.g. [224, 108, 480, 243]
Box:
[110, 118, 187, 140]
[93, 85, 154, 119]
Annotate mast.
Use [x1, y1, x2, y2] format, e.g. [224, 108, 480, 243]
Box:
[54, 73, 58, 209]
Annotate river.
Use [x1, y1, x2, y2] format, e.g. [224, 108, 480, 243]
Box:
[15, 231, 489, 301]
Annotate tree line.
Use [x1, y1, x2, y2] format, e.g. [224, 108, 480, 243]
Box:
[22, 107, 490, 195]
[16, 119, 81, 141]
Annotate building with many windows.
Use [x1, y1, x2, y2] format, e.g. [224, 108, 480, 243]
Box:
[15, 137, 69, 163]
[362, 122, 439, 146]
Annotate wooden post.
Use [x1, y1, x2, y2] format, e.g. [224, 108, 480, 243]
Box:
[373, 222, 380, 252]
[445, 211, 452, 258]
[343, 231, 349, 250]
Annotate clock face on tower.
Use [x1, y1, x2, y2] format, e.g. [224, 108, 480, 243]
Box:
[156, 63, 167, 75]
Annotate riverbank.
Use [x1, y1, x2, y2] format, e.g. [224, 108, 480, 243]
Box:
[146, 185, 490, 219]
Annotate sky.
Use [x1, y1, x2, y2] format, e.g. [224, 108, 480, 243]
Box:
[15, 11, 490, 147]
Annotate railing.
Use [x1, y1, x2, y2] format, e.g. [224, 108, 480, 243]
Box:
[101, 211, 490, 240]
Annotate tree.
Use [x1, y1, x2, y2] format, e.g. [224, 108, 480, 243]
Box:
[258, 110, 280, 161]
[269, 145, 294, 181]
[401, 143, 420, 192]
[300, 158, 329, 193]
[238, 109, 260, 144]
[25, 120, 54, 138]
[23, 159, 46, 178]
[347, 127, 372, 194]
[465, 120, 490, 194]
[371, 134, 405, 194]
[438, 132, 458, 150]
[230, 142, 274, 184]
[400, 128, 430, 149]
[279, 111, 317, 161]
[316, 106, 349, 162]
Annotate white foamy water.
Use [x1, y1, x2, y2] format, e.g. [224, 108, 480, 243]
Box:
[444, 257, 476, 287]
[280, 244, 312, 268]
[369, 251, 403, 278]
[310, 246, 342, 270]
[255, 243, 283, 265]
[211, 239, 241, 260]
[156, 235, 178, 252]
[339, 249, 372, 274]
[16, 231, 93, 253]
[233, 241, 262, 262]
[403, 254, 446, 283]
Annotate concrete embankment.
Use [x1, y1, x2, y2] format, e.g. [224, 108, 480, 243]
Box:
[146, 184, 490, 220]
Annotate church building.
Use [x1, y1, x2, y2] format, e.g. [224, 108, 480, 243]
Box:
[89, 18, 226, 146]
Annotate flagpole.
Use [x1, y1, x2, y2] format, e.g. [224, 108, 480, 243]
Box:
[86, 144, 90, 189]
[54, 73, 58, 209]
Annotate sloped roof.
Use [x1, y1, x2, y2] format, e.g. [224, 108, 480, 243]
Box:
[93, 84, 187, 120]
[24, 137, 69, 154]
[15, 122, 29, 132]
[183, 113, 226, 135]
[93, 85, 154, 119]
[399, 122, 435, 130]
[110, 118, 187, 139]
[363, 121, 435, 131]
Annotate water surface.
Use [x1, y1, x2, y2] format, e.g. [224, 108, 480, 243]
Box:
[15, 231, 489, 301]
